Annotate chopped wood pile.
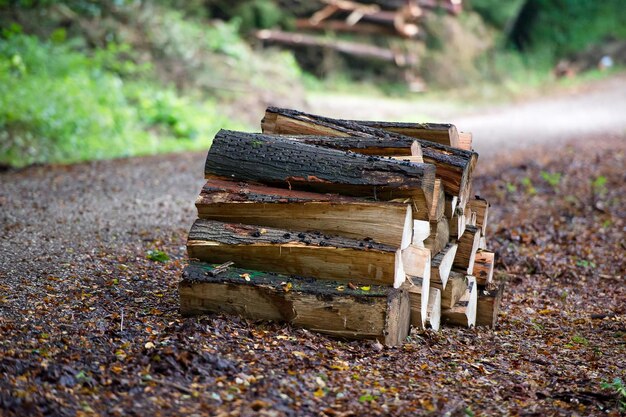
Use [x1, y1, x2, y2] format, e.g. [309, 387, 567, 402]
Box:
[256, 1, 465, 89]
[180, 106, 503, 346]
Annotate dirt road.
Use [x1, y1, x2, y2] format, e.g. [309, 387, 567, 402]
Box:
[1, 77, 625, 416]
[307, 74, 626, 156]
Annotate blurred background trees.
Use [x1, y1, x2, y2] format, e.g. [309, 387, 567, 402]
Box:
[1, 0, 625, 167]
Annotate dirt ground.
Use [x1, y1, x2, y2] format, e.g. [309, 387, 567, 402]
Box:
[1, 81, 625, 415]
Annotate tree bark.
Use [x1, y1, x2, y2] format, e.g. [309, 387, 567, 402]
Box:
[261, 107, 478, 206]
[187, 219, 405, 287]
[180, 262, 411, 346]
[205, 130, 436, 208]
[196, 178, 414, 248]
[356, 120, 461, 149]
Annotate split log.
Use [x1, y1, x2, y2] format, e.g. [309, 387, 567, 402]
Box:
[444, 195, 458, 219]
[356, 120, 460, 148]
[402, 245, 431, 282]
[255, 29, 417, 66]
[431, 271, 467, 309]
[458, 132, 473, 150]
[473, 250, 494, 286]
[430, 243, 457, 288]
[409, 285, 441, 331]
[180, 262, 411, 346]
[196, 178, 413, 249]
[402, 245, 431, 328]
[295, 18, 398, 36]
[261, 107, 478, 205]
[205, 130, 436, 209]
[453, 225, 480, 274]
[468, 197, 489, 236]
[429, 179, 445, 221]
[412, 219, 430, 247]
[424, 216, 449, 255]
[441, 276, 477, 327]
[450, 208, 466, 238]
[476, 282, 505, 328]
[187, 219, 405, 287]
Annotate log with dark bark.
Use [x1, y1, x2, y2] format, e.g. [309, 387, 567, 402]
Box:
[180, 262, 411, 346]
[476, 282, 505, 328]
[255, 29, 417, 66]
[356, 120, 461, 148]
[187, 219, 405, 287]
[205, 130, 436, 209]
[196, 179, 414, 248]
[261, 107, 478, 205]
[441, 276, 477, 327]
[453, 225, 480, 274]
[430, 243, 457, 288]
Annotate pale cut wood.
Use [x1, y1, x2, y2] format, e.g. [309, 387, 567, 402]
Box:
[205, 130, 436, 206]
[355, 120, 460, 148]
[424, 216, 449, 256]
[458, 132, 473, 150]
[187, 219, 405, 287]
[430, 243, 458, 288]
[403, 245, 431, 328]
[473, 250, 495, 286]
[429, 179, 445, 221]
[450, 209, 466, 239]
[431, 271, 467, 309]
[453, 225, 480, 274]
[476, 282, 505, 328]
[445, 195, 458, 219]
[196, 179, 414, 249]
[409, 285, 441, 331]
[412, 220, 430, 247]
[390, 154, 424, 165]
[469, 197, 489, 236]
[261, 107, 478, 206]
[441, 276, 477, 327]
[180, 262, 411, 346]
[406, 275, 430, 329]
[478, 235, 487, 250]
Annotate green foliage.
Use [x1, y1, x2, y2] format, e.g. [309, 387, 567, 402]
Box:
[358, 394, 377, 403]
[521, 177, 537, 195]
[470, 0, 524, 29]
[528, 0, 626, 57]
[0, 34, 234, 167]
[146, 250, 170, 262]
[601, 378, 626, 410]
[540, 171, 561, 188]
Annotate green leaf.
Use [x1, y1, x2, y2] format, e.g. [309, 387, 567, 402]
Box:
[147, 250, 170, 262]
[359, 394, 377, 403]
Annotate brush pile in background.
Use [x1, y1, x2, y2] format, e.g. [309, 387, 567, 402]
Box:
[180, 107, 503, 346]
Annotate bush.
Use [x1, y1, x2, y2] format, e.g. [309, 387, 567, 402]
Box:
[0, 34, 235, 167]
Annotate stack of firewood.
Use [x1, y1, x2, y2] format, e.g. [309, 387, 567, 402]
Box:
[180, 107, 503, 346]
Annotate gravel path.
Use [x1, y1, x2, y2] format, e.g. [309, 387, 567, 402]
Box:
[1, 82, 625, 415]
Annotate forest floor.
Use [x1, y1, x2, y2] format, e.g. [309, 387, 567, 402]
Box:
[1, 118, 625, 414]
